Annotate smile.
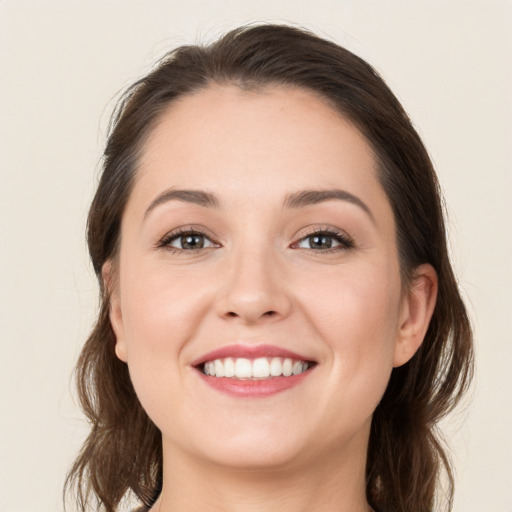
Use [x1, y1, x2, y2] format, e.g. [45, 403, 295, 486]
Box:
[202, 357, 311, 379]
[193, 344, 317, 397]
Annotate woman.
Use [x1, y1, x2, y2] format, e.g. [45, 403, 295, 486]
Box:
[66, 24, 473, 512]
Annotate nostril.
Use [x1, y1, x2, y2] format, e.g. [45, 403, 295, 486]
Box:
[225, 310, 277, 319]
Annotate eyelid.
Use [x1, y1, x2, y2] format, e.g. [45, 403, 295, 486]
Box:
[155, 224, 354, 253]
[291, 225, 355, 251]
[156, 225, 221, 250]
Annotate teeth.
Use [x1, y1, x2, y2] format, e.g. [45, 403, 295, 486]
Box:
[282, 358, 293, 377]
[270, 357, 283, 376]
[224, 357, 235, 377]
[202, 357, 310, 379]
[235, 358, 252, 378]
[214, 359, 224, 378]
[252, 358, 270, 378]
[292, 361, 303, 375]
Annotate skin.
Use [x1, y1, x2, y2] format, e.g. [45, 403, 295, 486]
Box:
[106, 85, 437, 512]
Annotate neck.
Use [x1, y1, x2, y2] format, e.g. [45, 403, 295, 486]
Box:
[154, 436, 370, 512]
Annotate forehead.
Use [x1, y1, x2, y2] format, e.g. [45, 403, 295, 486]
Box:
[131, 84, 388, 217]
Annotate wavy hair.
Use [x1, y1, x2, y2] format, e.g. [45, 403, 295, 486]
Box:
[65, 24, 473, 512]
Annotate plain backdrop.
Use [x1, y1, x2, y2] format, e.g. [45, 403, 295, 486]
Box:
[0, 1, 510, 511]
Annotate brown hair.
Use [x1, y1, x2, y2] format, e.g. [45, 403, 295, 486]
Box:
[65, 24, 473, 512]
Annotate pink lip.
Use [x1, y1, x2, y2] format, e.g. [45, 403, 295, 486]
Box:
[191, 343, 316, 399]
[197, 371, 313, 398]
[190, 343, 314, 367]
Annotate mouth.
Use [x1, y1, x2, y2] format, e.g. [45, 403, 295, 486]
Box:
[199, 357, 314, 379]
[192, 344, 317, 397]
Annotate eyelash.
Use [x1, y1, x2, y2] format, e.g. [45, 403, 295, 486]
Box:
[157, 227, 219, 254]
[157, 226, 355, 254]
[292, 227, 355, 253]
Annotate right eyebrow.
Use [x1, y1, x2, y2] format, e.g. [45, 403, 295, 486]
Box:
[144, 188, 220, 219]
[284, 188, 376, 224]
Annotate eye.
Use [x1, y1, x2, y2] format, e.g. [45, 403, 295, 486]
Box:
[170, 233, 214, 250]
[158, 229, 219, 252]
[294, 229, 354, 251]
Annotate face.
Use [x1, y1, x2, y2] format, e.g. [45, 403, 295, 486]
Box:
[108, 85, 432, 472]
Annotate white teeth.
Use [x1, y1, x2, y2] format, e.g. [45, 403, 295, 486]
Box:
[292, 361, 303, 375]
[282, 358, 293, 377]
[235, 358, 252, 378]
[270, 357, 282, 377]
[252, 358, 270, 378]
[214, 359, 224, 378]
[224, 357, 235, 377]
[202, 357, 310, 379]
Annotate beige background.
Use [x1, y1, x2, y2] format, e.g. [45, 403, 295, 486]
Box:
[1, 1, 510, 511]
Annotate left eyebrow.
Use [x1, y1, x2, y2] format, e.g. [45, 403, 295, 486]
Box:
[144, 188, 221, 219]
[284, 189, 375, 224]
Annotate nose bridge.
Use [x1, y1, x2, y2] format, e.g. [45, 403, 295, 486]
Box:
[218, 240, 290, 323]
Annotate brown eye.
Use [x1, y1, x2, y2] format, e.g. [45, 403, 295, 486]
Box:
[305, 235, 334, 249]
[164, 232, 216, 250]
[179, 234, 205, 249]
[295, 230, 354, 251]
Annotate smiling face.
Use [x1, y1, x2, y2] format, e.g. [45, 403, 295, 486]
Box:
[107, 85, 435, 474]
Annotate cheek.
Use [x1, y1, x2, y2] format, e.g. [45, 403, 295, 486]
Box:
[301, 260, 401, 337]
[116, 262, 213, 410]
[299, 261, 402, 391]
[120, 261, 210, 352]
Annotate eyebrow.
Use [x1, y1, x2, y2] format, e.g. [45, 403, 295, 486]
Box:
[144, 187, 374, 223]
[144, 188, 220, 218]
[284, 189, 375, 223]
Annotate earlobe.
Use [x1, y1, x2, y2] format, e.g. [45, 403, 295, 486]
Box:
[393, 264, 438, 367]
[102, 260, 128, 363]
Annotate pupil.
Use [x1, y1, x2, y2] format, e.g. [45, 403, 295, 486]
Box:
[310, 235, 332, 249]
[182, 234, 203, 249]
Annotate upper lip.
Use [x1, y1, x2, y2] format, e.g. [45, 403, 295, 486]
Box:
[191, 344, 316, 367]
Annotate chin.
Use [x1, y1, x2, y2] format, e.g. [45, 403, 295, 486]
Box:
[164, 419, 316, 472]
[201, 439, 310, 472]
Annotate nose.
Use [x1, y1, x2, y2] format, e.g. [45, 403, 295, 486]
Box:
[216, 246, 292, 325]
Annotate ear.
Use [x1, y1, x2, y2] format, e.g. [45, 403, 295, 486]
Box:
[102, 260, 128, 363]
[393, 264, 438, 367]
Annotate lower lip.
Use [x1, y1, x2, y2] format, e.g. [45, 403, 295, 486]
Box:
[196, 370, 313, 398]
